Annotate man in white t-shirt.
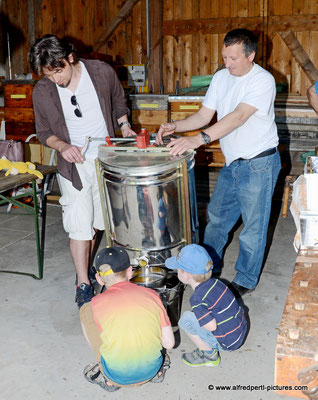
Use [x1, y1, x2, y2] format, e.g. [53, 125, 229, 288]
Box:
[156, 29, 281, 296]
[29, 35, 136, 307]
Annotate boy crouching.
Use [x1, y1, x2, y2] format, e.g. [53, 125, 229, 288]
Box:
[80, 246, 175, 391]
[165, 244, 247, 367]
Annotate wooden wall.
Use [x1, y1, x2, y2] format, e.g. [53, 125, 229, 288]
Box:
[0, 0, 148, 76]
[0, 0, 318, 95]
[162, 0, 318, 94]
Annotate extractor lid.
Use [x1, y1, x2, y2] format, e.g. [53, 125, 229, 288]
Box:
[98, 145, 194, 175]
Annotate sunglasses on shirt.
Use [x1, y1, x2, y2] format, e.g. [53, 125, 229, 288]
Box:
[71, 95, 82, 117]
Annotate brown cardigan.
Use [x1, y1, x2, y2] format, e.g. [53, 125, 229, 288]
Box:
[32, 59, 129, 190]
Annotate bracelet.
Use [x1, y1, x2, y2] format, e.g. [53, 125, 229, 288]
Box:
[200, 131, 211, 145]
[119, 121, 131, 129]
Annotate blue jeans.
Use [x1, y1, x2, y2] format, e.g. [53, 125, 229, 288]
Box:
[179, 311, 220, 351]
[203, 150, 281, 289]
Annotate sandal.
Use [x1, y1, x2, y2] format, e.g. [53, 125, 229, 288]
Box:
[83, 363, 120, 392]
[150, 353, 171, 383]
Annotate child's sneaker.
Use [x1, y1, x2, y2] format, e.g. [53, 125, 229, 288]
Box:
[84, 363, 120, 392]
[76, 283, 93, 308]
[182, 348, 220, 367]
[150, 353, 171, 383]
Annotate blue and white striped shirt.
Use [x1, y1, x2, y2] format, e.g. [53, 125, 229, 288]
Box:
[190, 278, 247, 350]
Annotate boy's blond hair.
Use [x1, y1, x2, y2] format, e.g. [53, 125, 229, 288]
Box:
[98, 263, 129, 285]
[191, 260, 213, 283]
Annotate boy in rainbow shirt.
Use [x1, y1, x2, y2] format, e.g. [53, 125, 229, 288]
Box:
[80, 246, 175, 392]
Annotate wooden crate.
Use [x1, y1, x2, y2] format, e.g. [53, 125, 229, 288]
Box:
[4, 82, 34, 108]
[196, 144, 226, 167]
[131, 109, 168, 133]
[169, 98, 225, 167]
[5, 122, 35, 140]
[129, 94, 169, 133]
[170, 101, 202, 120]
[275, 249, 318, 398]
[5, 108, 34, 122]
[3, 80, 35, 141]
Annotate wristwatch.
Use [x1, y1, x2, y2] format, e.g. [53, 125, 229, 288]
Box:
[200, 131, 211, 145]
[119, 121, 131, 129]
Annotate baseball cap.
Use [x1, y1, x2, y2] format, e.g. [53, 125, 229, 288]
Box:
[95, 246, 130, 276]
[165, 244, 213, 274]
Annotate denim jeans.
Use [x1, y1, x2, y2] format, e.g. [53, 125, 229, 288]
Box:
[179, 311, 220, 351]
[203, 150, 281, 289]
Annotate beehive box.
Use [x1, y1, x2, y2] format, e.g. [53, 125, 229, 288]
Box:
[169, 96, 225, 167]
[129, 94, 169, 133]
[3, 80, 35, 140]
[170, 100, 202, 120]
[275, 249, 318, 398]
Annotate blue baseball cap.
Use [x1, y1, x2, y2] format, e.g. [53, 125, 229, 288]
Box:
[165, 244, 213, 274]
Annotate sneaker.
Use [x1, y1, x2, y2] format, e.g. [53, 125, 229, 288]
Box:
[182, 348, 220, 367]
[83, 363, 120, 392]
[229, 281, 255, 297]
[150, 353, 171, 383]
[75, 267, 99, 294]
[75, 283, 93, 308]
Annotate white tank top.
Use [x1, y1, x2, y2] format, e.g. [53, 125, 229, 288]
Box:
[57, 61, 109, 159]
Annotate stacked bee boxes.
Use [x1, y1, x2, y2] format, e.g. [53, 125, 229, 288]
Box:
[169, 95, 225, 167]
[129, 94, 169, 134]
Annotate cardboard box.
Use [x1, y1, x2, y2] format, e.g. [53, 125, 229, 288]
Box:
[24, 143, 55, 165]
[304, 156, 318, 211]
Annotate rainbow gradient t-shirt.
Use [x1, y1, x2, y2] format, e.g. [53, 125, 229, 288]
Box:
[91, 281, 171, 385]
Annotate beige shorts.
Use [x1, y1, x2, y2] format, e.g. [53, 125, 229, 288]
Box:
[58, 159, 104, 240]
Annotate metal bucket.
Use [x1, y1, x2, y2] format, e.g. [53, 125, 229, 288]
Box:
[131, 266, 168, 289]
[157, 273, 184, 327]
[97, 146, 198, 266]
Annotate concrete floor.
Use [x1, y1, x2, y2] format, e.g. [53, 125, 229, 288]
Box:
[0, 193, 299, 400]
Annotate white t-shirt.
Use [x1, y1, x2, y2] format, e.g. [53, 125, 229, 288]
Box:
[57, 61, 109, 159]
[202, 63, 278, 166]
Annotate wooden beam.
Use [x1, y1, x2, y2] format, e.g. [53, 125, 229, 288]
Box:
[148, 0, 163, 93]
[163, 16, 263, 36]
[279, 31, 318, 84]
[269, 14, 318, 34]
[27, 0, 35, 48]
[162, 14, 318, 37]
[93, 0, 140, 53]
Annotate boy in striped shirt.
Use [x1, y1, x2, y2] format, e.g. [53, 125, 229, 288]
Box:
[165, 244, 247, 367]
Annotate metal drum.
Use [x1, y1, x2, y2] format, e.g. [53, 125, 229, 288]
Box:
[97, 145, 198, 267]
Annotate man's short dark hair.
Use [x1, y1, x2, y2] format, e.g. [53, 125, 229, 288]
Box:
[223, 29, 258, 57]
[28, 34, 79, 75]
